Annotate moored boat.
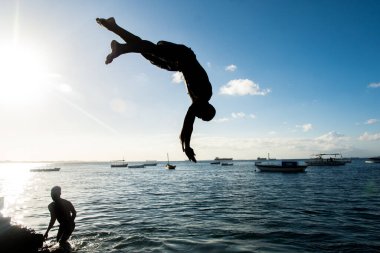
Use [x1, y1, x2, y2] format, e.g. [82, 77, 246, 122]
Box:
[214, 157, 233, 161]
[110, 160, 128, 167]
[255, 160, 307, 172]
[306, 153, 347, 166]
[365, 156, 380, 163]
[143, 161, 157, 166]
[165, 153, 176, 169]
[128, 164, 145, 168]
[30, 168, 60, 172]
[165, 164, 176, 169]
[221, 162, 233, 166]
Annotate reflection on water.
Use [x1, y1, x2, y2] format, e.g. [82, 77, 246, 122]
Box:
[0, 162, 46, 223]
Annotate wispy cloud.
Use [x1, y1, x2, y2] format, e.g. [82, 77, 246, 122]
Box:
[296, 123, 313, 132]
[172, 72, 184, 84]
[220, 79, 270, 96]
[358, 132, 380, 141]
[316, 131, 348, 142]
[365, 119, 378, 125]
[368, 82, 380, 88]
[225, 64, 237, 72]
[215, 112, 256, 123]
[214, 117, 230, 123]
[231, 112, 256, 119]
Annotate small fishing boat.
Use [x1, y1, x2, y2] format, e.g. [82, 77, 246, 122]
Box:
[255, 160, 307, 172]
[221, 162, 233, 166]
[165, 153, 176, 169]
[210, 161, 220, 165]
[110, 159, 128, 168]
[30, 168, 60, 172]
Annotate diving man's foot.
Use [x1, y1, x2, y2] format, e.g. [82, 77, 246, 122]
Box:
[105, 40, 123, 64]
[96, 17, 117, 31]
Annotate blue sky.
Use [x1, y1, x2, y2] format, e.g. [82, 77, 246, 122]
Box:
[0, 0, 379, 161]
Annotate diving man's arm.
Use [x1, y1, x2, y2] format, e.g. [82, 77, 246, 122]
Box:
[180, 106, 197, 162]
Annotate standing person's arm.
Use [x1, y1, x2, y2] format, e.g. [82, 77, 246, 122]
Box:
[70, 202, 76, 221]
[180, 106, 197, 162]
[44, 204, 56, 240]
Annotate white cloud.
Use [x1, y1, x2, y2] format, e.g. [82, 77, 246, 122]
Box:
[358, 132, 380, 141]
[214, 112, 256, 122]
[214, 117, 230, 123]
[365, 119, 378, 125]
[368, 82, 380, 88]
[232, 112, 246, 118]
[220, 79, 270, 96]
[225, 64, 237, 72]
[296, 123, 313, 132]
[171, 72, 184, 84]
[316, 131, 347, 142]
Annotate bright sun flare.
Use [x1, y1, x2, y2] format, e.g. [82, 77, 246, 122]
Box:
[0, 43, 50, 106]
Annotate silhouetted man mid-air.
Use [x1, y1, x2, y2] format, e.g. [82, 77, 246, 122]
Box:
[44, 186, 76, 245]
[97, 17, 216, 162]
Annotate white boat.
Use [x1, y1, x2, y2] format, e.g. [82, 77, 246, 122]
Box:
[255, 160, 307, 172]
[110, 160, 128, 167]
[365, 156, 380, 163]
[306, 153, 347, 166]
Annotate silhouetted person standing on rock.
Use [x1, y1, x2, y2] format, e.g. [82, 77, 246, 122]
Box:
[44, 186, 76, 245]
[97, 17, 216, 162]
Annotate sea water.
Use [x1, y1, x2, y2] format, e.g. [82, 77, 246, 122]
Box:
[0, 159, 379, 252]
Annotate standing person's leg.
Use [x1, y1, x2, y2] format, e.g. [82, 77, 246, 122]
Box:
[56, 225, 64, 242]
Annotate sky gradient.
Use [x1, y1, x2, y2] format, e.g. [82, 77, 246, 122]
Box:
[0, 0, 379, 161]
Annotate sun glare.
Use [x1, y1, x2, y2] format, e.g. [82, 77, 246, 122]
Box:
[0, 43, 50, 106]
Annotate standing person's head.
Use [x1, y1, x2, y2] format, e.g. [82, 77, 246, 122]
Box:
[51, 186, 61, 202]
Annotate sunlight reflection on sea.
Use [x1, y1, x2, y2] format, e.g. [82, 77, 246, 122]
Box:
[1, 160, 380, 252]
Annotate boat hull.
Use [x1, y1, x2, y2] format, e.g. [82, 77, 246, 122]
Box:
[306, 160, 345, 166]
[255, 161, 307, 172]
[30, 168, 60, 172]
[165, 164, 176, 169]
[365, 156, 380, 163]
[128, 165, 145, 168]
[110, 164, 128, 168]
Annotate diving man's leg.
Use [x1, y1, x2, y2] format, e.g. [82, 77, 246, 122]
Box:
[96, 17, 141, 44]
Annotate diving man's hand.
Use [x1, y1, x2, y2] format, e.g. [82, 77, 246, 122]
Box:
[185, 147, 197, 163]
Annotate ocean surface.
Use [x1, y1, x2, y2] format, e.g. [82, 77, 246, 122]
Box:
[1, 159, 380, 252]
